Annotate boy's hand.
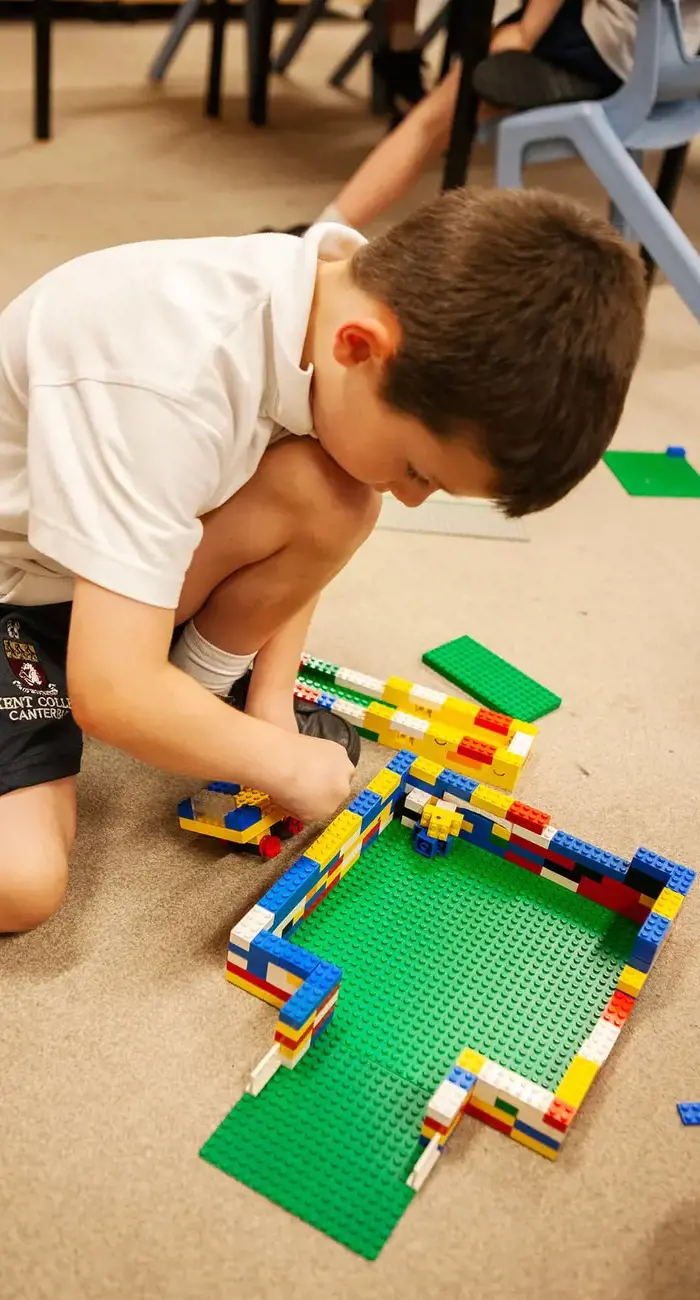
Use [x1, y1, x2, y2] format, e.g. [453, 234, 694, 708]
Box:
[276, 733, 354, 823]
[489, 22, 530, 54]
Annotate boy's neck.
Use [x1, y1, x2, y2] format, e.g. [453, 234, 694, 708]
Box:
[301, 257, 353, 375]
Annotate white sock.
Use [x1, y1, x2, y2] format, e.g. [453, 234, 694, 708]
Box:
[317, 203, 350, 227]
[170, 620, 255, 696]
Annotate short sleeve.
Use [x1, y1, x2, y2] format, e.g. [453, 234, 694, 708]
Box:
[26, 380, 226, 607]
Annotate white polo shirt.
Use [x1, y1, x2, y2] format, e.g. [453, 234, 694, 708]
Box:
[0, 223, 365, 608]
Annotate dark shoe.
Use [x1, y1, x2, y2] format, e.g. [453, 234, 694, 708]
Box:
[227, 671, 361, 767]
[372, 47, 426, 123]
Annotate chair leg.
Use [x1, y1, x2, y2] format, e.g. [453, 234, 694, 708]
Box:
[417, 2, 450, 54]
[149, 0, 203, 82]
[442, 0, 496, 190]
[272, 0, 326, 75]
[34, 0, 52, 140]
[641, 144, 690, 287]
[206, 0, 228, 117]
[246, 0, 277, 125]
[329, 30, 374, 88]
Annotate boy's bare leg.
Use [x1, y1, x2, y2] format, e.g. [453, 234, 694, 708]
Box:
[0, 777, 76, 934]
[176, 437, 380, 724]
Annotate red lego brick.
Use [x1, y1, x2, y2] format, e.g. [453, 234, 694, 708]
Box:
[457, 737, 497, 764]
[474, 707, 512, 737]
[295, 685, 321, 703]
[545, 848, 576, 871]
[226, 964, 292, 1002]
[464, 1101, 512, 1137]
[505, 849, 542, 875]
[274, 1024, 313, 1051]
[602, 990, 635, 1027]
[506, 801, 551, 833]
[422, 1116, 449, 1137]
[578, 873, 652, 924]
[543, 1099, 577, 1132]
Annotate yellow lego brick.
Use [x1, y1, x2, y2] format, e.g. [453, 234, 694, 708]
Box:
[457, 1047, 487, 1074]
[469, 1094, 516, 1129]
[366, 700, 395, 723]
[617, 964, 647, 997]
[367, 769, 401, 800]
[234, 788, 268, 810]
[225, 969, 285, 1008]
[326, 808, 363, 847]
[409, 756, 444, 785]
[488, 749, 523, 793]
[306, 831, 342, 869]
[179, 815, 266, 846]
[382, 675, 414, 709]
[435, 697, 481, 730]
[555, 1056, 598, 1108]
[279, 1040, 311, 1065]
[510, 1126, 559, 1161]
[275, 1011, 314, 1044]
[651, 889, 684, 921]
[491, 823, 511, 842]
[470, 785, 515, 818]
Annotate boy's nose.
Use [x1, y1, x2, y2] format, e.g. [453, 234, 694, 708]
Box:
[390, 483, 433, 508]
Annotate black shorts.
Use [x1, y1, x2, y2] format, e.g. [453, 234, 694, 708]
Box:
[0, 603, 82, 797]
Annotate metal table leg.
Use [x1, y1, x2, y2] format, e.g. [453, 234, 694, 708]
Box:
[149, 0, 203, 82]
[442, 0, 495, 190]
[206, 0, 228, 116]
[246, 0, 277, 125]
[34, 0, 52, 140]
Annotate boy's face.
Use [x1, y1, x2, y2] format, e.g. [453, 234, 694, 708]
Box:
[313, 361, 496, 508]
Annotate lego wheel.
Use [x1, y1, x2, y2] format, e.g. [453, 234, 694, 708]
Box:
[258, 834, 282, 859]
[275, 815, 304, 839]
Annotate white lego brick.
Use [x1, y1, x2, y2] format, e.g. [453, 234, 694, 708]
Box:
[226, 949, 247, 971]
[540, 866, 579, 892]
[476, 1063, 554, 1129]
[389, 710, 430, 739]
[579, 1020, 621, 1065]
[314, 989, 339, 1026]
[409, 683, 448, 709]
[401, 814, 417, 829]
[331, 698, 366, 723]
[511, 823, 558, 850]
[508, 731, 534, 759]
[279, 1035, 312, 1069]
[246, 1043, 282, 1097]
[230, 905, 274, 952]
[335, 667, 384, 699]
[405, 787, 432, 815]
[427, 1079, 468, 1126]
[439, 792, 473, 813]
[266, 963, 303, 996]
[406, 1135, 441, 1192]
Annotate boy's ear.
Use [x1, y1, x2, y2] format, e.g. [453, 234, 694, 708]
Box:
[333, 314, 400, 369]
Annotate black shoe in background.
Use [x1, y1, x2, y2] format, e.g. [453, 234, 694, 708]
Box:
[228, 670, 361, 768]
[372, 47, 426, 126]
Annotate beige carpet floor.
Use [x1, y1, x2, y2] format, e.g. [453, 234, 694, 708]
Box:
[1, 18, 700, 1300]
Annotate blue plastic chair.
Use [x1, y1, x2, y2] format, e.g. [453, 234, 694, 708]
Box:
[493, 0, 700, 321]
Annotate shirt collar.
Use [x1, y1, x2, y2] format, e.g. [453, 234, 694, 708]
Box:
[268, 222, 367, 435]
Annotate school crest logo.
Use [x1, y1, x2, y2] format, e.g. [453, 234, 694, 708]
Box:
[3, 620, 58, 694]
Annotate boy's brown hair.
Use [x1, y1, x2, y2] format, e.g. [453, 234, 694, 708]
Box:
[351, 188, 646, 516]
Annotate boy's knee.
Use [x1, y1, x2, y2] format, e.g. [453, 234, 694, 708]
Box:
[271, 439, 380, 554]
[0, 852, 69, 933]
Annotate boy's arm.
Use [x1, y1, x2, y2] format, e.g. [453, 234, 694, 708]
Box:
[67, 580, 353, 822]
[490, 0, 568, 52]
[244, 600, 317, 733]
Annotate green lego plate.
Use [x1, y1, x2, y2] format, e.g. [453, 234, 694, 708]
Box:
[202, 820, 636, 1257]
[603, 450, 700, 497]
[422, 634, 561, 722]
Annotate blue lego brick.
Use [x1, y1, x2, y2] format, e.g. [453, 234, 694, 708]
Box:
[669, 864, 696, 896]
[413, 828, 442, 859]
[348, 789, 384, 832]
[512, 1119, 560, 1151]
[279, 960, 343, 1030]
[447, 1066, 477, 1093]
[248, 931, 322, 982]
[629, 848, 679, 885]
[677, 1102, 700, 1126]
[178, 797, 194, 820]
[317, 692, 336, 711]
[418, 1133, 431, 1148]
[630, 912, 671, 970]
[666, 445, 686, 458]
[550, 832, 628, 882]
[224, 804, 262, 832]
[208, 781, 241, 795]
[507, 841, 545, 868]
[435, 771, 479, 803]
[257, 855, 323, 923]
[386, 749, 416, 777]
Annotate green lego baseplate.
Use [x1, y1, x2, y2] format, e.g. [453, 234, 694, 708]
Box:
[422, 634, 561, 723]
[603, 449, 700, 498]
[201, 819, 636, 1257]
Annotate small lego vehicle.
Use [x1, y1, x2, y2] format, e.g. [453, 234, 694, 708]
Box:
[178, 781, 303, 859]
[412, 801, 464, 860]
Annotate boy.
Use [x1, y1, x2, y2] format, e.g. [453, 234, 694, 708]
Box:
[0, 187, 646, 934]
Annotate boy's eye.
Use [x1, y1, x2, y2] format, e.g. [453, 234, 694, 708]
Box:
[406, 464, 430, 487]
